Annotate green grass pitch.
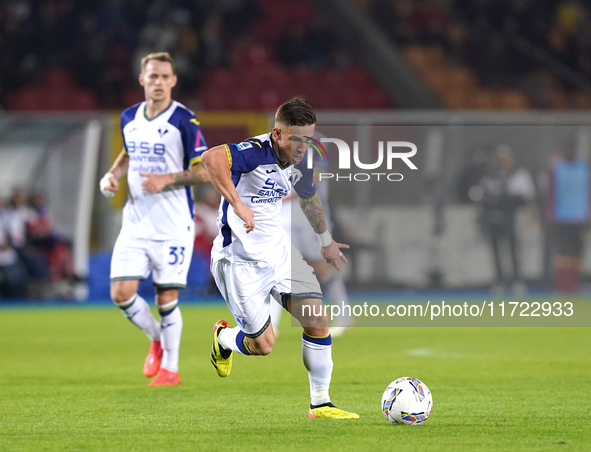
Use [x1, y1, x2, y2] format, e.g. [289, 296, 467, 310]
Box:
[1, 303, 590, 451]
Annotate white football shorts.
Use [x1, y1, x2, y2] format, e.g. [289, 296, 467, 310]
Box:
[110, 233, 194, 289]
[211, 241, 322, 337]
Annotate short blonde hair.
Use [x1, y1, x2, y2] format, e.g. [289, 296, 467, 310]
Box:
[141, 52, 175, 74]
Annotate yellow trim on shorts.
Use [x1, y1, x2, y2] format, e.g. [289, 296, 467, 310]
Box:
[224, 144, 232, 168]
[299, 192, 318, 203]
[244, 316, 271, 339]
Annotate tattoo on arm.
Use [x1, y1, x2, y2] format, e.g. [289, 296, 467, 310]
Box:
[299, 196, 327, 234]
[170, 164, 209, 187]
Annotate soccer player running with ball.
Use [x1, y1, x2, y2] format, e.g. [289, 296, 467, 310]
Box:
[99, 52, 208, 386]
[201, 97, 358, 419]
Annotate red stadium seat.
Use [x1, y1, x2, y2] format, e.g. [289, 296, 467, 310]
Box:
[7, 87, 45, 111]
[201, 89, 234, 111]
[45, 67, 76, 89]
[204, 69, 235, 91]
[260, 89, 281, 110]
[43, 90, 71, 111]
[123, 87, 145, 106]
[68, 90, 99, 110]
[231, 43, 270, 69]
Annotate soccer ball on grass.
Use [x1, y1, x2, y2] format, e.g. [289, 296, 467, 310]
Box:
[381, 377, 433, 425]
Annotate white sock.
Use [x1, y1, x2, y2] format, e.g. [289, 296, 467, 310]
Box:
[158, 300, 182, 373]
[218, 326, 252, 355]
[302, 333, 333, 406]
[115, 294, 160, 341]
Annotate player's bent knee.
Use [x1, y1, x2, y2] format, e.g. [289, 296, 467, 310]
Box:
[110, 282, 138, 304]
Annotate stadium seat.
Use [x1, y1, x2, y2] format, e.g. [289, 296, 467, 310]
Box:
[440, 86, 473, 109]
[7, 87, 45, 111]
[571, 91, 591, 109]
[123, 87, 145, 106]
[205, 69, 235, 89]
[201, 89, 233, 110]
[404, 45, 431, 71]
[548, 88, 569, 109]
[343, 67, 374, 89]
[365, 88, 392, 109]
[45, 67, 77, 89]
[68, 90, 99, 110]
[260, 89, 281, 110]
[473, 90, 496, 109]
[231, 43, 270, 69]
[498, 90, 531, 110]
[43, 90, 71, 111]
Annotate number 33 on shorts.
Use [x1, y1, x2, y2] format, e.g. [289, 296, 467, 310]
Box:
[169, 246, 185, 265]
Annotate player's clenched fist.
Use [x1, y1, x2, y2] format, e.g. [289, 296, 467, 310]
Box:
[140, 172, 171, 194]
[233, 202, 255, 233]
[99, 172, 118, 198]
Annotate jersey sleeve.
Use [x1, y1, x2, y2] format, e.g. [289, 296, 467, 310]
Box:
[120, 114, 129, 154]
[293, 164, 317, 201]
[224, 141, 267, 174]
[180, 114, 207, 166]
[120, 105, 140, 155]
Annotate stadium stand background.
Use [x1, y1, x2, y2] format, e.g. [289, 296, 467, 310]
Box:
[1, 0, 591, 300]
[1, 0, 392, 111]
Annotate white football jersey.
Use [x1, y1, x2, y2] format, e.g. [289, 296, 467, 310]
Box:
[119, 100, 207, 240]
[209, 133, 317, 262]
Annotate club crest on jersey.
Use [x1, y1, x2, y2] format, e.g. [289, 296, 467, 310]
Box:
[158, 127, 169, 138]
[289, 168, 303, 186]
[235, 142, 253, 151]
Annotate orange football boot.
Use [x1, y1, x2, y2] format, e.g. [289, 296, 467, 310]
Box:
[143, 341, 163, 378]
[149, 368, 180, 386]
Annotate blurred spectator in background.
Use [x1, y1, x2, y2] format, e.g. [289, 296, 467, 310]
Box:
[457, 147, 488, 203]
[545, 146, 590, 294]
[4, 188, 30, 249]
[0, 189, 78, 299]
[193, 184, 221, 294]
[27, 192, 77, 297]
[193, 184, 221, 259]
[4, 188, 49, 286]
[0, 228, 28, 299]
[476, 145, 536, 294]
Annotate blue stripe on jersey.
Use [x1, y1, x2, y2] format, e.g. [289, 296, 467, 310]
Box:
[168, 104, 205, 167]
[185, 186, 194, 218]
[302, 333, 332, 346]
[293, 160, 317, 200]
[221, 172, 243, 247]
[120, 103, 141, 152]
[181, 134, 194, 218]
[221, 200, 232, 247]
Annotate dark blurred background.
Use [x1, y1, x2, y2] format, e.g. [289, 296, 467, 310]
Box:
[0, 0, 590, 301]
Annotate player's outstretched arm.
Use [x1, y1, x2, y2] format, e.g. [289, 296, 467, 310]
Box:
[140, 164, 210, 194]
[299, 196, 349, 271]
[202, 146, 255, 233]
[99, 149, 129, 198]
